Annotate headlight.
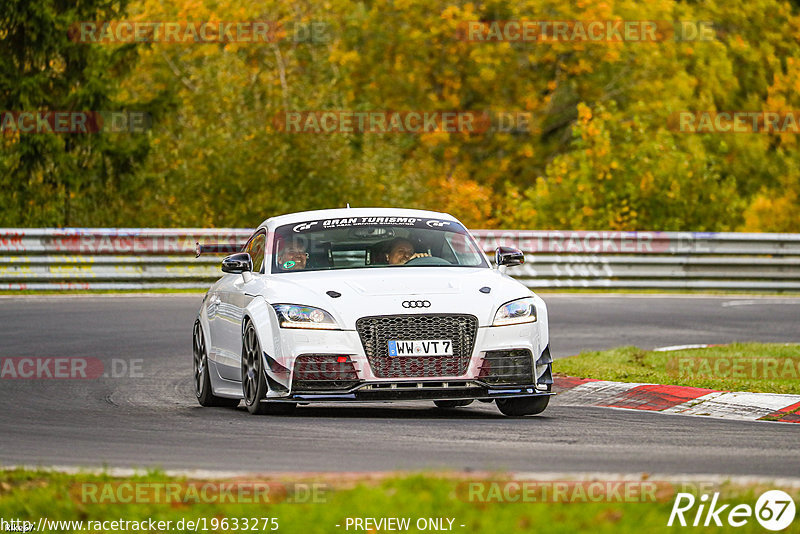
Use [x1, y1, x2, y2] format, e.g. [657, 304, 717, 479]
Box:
[492, 297, 537, 326]
[272, 304, 339, 330]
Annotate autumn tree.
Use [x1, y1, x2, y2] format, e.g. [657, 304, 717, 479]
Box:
[0, 0, 162, 226]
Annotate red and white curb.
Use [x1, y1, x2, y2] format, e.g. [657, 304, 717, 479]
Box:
[554, 377, 800, 423]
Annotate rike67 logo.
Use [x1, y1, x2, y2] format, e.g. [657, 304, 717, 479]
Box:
[668, 490, 796, 531]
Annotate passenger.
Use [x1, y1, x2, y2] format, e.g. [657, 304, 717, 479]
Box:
[385, 238, 431, 265]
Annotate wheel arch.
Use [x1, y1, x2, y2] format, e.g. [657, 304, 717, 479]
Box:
[242, 296, 291, 394]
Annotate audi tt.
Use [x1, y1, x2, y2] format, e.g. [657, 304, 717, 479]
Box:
[193, 207, 553, 416]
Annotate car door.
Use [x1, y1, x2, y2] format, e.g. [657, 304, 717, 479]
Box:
[216, 229, 266, 380]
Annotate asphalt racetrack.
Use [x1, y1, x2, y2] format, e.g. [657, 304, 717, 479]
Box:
[0, 294, 798, 476]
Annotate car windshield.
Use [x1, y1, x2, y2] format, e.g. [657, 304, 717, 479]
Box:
[271, 216, 488, 272]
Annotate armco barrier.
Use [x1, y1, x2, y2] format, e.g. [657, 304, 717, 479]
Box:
[1, 228, 799, 290]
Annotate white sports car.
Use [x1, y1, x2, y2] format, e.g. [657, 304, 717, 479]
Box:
[193, 208, 553, 416]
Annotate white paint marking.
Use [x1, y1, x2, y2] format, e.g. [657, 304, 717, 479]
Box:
[555, 380, 646, 406]
[653, 344, 711, 352]
[664, 391, 800, 420]
[721, 299, 800, 307]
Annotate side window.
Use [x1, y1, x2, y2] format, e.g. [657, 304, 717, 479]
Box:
[245, 232, 266, 273]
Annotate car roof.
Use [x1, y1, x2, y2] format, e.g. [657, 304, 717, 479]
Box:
[258, 207, 461, 230]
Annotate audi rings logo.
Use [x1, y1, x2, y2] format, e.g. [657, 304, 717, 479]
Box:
[402, 300, 431, 308]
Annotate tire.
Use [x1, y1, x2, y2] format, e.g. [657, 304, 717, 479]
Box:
[193, 321, 239, 408]
[433, 400, 474, 409]
[241, 320, 296, 416]
[496, 395, 549, 417]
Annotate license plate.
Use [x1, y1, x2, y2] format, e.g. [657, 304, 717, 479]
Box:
[387, 339, 453, 357]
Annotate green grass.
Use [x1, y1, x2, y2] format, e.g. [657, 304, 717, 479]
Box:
[556, 342, 800, 394]
[0, 469, 797, 534]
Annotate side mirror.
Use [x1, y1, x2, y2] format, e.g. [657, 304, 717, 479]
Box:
[221, 253, 253, 274]
[495, 246, 524, 268]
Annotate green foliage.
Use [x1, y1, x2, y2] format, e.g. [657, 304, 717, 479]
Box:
[0, 0, 165, 226]
[557, 342, 800, 394]
[2, 469, 797, 534]
[506, 102, 744, 230]
[3, 0, 800, 230]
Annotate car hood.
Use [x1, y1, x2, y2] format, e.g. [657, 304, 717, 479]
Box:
[257, 267, 543, 328]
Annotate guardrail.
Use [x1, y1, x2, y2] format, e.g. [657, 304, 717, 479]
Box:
[1, 228, 799, 290]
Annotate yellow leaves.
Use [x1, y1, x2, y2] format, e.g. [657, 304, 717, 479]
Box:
[584, 124, 600, 137]
[478, 68, 496, 82]
[666, 180, 680, 199]
[577, 103, 592, 123]
[329, 49, 359, 66]
[741, 187, 800, 232]
[535, 177, 550, 198]
[588, 135, 606, 152]
[419, 132, 446, 146]
[639, 172, 654, 193]
[408, 29, 424, 41]
[423, 174, 493, 227]
[602, 48, 621, 63]
[440, 6, 460, 20]
[569, 58, 593, 75]
[444, 93, 461, 108]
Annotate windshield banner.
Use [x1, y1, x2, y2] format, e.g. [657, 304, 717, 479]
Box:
[290, 217, 463, 233]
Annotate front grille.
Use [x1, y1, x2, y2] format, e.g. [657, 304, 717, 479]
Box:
[355, 314, 478, 378]
[478, 349, 533, 385]
[292, 354, 360, 391]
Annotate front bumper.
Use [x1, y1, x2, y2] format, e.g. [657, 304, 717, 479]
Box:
[275, 381, 553, 402]
[265, 319, 552, 401]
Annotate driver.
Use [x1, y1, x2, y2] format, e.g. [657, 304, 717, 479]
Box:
[276, 238, 308, 270]
[385, 238, 431, 265]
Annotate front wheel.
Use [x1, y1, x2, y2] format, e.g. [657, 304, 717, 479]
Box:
[193, 321, 239, 408]
[241, 321, 296, 415]
[496, 395, 549, 417]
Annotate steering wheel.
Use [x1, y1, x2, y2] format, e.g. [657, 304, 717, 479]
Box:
[403, 256, 452, 266]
